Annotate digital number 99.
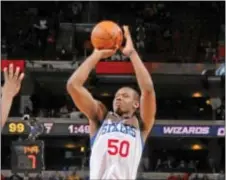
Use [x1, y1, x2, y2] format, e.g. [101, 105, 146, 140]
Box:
[8, 123, 25, 133]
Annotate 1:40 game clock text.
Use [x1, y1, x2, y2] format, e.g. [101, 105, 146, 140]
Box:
[68, 125, 89, 134]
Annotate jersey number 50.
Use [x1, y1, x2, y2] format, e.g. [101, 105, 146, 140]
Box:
[108, 139, 130, 157]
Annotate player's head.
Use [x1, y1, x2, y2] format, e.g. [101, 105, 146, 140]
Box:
[113, 87, 140, 117]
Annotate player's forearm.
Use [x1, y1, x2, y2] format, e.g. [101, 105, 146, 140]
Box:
[130, 51, 154, 91]
[67, 53, 101, 87]
[1, 93, 13, 128]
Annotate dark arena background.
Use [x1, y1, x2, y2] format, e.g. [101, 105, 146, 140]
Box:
[1, 1, 225, 180]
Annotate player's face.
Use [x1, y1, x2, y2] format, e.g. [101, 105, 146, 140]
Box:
[113, 88, 139, 116]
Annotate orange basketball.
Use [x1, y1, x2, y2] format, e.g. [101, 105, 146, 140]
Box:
[91, 21, 123, 50]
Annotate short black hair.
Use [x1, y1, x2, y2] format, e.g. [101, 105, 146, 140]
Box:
[119, 86, 140, 101]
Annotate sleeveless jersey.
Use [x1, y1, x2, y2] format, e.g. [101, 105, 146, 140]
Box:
[89, 112, 144, 180]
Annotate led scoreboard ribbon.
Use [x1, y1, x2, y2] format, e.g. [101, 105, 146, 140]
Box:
[2, 121, 225, 137]
[2, 121, 89, 136]
[11, 140, 45, 173]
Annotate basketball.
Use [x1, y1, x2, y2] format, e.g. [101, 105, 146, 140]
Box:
[91, 21, 123, 50]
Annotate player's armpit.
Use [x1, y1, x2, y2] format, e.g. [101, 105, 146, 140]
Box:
[140, 89, 156, 139]
[67, 83, 107, 122]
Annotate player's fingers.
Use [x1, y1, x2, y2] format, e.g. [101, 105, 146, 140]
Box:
[14, 67, 20, 80]
[123, 25, 130, 37]
[100, 49, 116, 58]
[9, 63, 14, 79]
[119, 46, 124, 52]
[112, 47, 118, 53]
[122, 25, 128, 32]
[102, 49, 116, 53]
[3, 67, 8, 81]
[18, 73, 25, 82]
[111, 48, 117, 54]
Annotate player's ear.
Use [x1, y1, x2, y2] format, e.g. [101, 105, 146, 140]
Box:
[133, 101, 139, 109]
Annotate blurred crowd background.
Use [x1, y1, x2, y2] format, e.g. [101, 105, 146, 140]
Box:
[1, 1, 225, 63]
[1, 1, 225, 180]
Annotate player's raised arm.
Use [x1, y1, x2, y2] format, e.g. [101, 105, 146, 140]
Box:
[121, 26, 156, 139]
[1, 64, 24, 128]
[67, 49, 116, 121]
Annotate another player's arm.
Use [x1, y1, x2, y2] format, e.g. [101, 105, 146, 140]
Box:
[1, 64, 24, 128]
[66, 49, 116, 124]
[1, 92, 13, 128]
[121, 26, 156, 140]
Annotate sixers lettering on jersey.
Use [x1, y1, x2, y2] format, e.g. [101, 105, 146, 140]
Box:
[100, 122, 136, 138]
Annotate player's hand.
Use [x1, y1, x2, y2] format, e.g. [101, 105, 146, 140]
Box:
[120, 26, 136, 57]
[2, 63, 25, 98]
[93, 48, 117, 59]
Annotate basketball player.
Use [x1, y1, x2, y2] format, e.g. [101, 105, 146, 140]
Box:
[67, 26, 156, 179]
[1, 64, 24, 128]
